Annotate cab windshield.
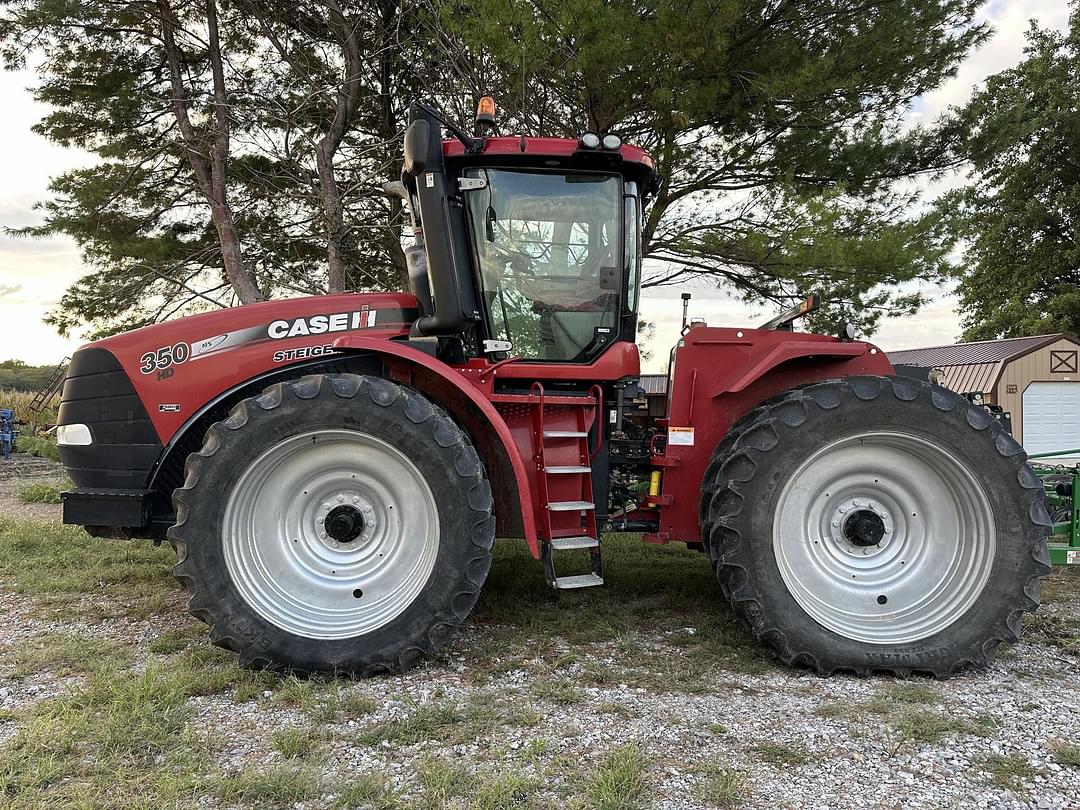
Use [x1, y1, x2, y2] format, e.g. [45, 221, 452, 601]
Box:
[464, 169, 622, 361]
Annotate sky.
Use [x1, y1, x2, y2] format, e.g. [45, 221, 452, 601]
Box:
[0, 1, 1071, 370]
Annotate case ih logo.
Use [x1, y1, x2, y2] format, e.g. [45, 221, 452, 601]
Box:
[267, 310, 376, 339]
[1050, 350, 1078, 374]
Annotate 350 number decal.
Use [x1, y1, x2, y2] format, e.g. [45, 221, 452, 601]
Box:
[140, 342, 190, 375]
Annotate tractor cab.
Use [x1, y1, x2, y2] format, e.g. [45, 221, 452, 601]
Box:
[400, 100, 656, 365]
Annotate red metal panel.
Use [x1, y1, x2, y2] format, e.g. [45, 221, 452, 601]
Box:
[332, 335, 541, 558]
[88, 292, 418, 444]
[442, 136, 654, 170]
[654, 327, 894, 544]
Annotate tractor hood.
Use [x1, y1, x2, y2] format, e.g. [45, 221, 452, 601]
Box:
[64, 292, 419, 448]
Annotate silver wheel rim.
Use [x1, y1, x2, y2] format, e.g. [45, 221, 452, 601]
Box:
[223, 429, 439, 640]
[773, 431, 996, 645]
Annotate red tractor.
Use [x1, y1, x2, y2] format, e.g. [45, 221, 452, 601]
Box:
[56, 100, 1050, 678]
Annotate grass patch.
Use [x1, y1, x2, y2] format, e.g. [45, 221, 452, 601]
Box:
[696, 762, 746, 807]
[0, 661, 217, 808]
[0, 518, 178, 620]
[15, 481, 66, 504]
[585, 743, 649, 810]
[212, 763, 322, 804]
[4, 632, 131, 679]
[416, 757, 541, 809]
[334, 772, 402, 809]
[272, 726, 326, 761]
[531, 678, 585, 705]
[749, 742, 810, 766]
[472, 534, 774, 679]
[14, 435, 59, 462]
[1052, 743, 1080, 768]
[357, 692, 539, 747]
[981, 753, 1035, 791]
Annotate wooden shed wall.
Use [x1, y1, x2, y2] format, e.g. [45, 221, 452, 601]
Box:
[993, 337, 1080, 444]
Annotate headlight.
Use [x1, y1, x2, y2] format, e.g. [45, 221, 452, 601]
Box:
[56, 424, 93, 446]
[601, 133, 622, 150]
[580, 132, 600, 149]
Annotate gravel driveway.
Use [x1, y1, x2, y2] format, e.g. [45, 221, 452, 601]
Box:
[0, 468, 1076, 808]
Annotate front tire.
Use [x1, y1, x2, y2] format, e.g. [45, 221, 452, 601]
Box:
[167, 373, 495, 675]
[701, 376, 1051, 677]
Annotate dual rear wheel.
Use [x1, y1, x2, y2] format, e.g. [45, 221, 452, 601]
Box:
[700, 376, 1051, 677]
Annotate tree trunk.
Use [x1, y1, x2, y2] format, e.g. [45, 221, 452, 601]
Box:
[158, 0, 263, 304]
[316, 144, 348, 293]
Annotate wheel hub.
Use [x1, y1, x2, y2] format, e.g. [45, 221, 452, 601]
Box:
[843, 509, 886, 548]
[324, 504, 366, 544]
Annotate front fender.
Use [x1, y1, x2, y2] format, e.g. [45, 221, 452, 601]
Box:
[333, 336, 539, 557]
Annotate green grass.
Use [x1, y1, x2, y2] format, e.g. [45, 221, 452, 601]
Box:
[271, 726, 326, 760]
[749, 742, 811, 766]
[469, 534, 773, 683]
[981, 753, 1036, 791]
[4, 632, 131, 679]
[357, 691, 540, 747]
[0, 518, 177, 620]
[15, 480, 67, 504]
[585, 743, 649, 810]
[696, 762, 746, 807]
[1052, 743, 1080, 768]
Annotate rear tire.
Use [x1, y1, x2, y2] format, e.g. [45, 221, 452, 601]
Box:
[167, 373, 495, 675]
[700, 376, 1051, 677]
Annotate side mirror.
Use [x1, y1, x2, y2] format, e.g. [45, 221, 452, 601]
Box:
[403, 120, 429, 176]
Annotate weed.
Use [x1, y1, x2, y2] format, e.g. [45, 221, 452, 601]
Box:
[981, 753, 1035, 791]
[357, 692, 539, 747]
[333, 772, 402, 809]
[749, 742, 810, 766]
[16, 481, 66, 504]
[532, 678, 585, 705]
[212, 763, 322, 803]
[6, 632, 131, 678]
[272, 726, 325, 760]
[696, 762, 746, 807]
[597, 700, 637, 719]
[585, 743, 649, 810]
[1052, 743, 1080, 768]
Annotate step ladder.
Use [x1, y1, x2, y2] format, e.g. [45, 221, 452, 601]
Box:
[28, 356, 69, 415]
[530, 383, 604, 590]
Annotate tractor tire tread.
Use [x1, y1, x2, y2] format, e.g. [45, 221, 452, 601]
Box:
[701, 375, 1051, 679]
[168, 373, 495, 676]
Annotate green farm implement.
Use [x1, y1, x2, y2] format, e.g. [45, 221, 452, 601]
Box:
[1031, 449, 1080, 566]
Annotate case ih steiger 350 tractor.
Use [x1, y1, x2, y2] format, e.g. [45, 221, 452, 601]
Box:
[57, 100, 1050, 678]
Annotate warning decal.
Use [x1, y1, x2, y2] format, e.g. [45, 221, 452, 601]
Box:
[668, 427, 695, 446]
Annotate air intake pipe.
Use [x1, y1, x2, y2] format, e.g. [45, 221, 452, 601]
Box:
[402, 102, 480, 337]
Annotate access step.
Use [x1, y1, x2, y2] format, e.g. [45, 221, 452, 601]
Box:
[554, 573, 605, 589]
[548, 500, 594, 511]
[545, 465, 592, 474]
[543, 430, 588, 438]
[549, 536, 599, 550]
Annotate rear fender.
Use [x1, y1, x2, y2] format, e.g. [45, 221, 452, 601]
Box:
[656, 327, 895, 543]
[333, 336, 539, 557]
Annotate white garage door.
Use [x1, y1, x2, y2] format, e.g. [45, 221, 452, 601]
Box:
[1023, 382, 1080, 456]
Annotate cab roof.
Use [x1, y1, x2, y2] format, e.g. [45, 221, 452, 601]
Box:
[442, 136, 656, 188]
